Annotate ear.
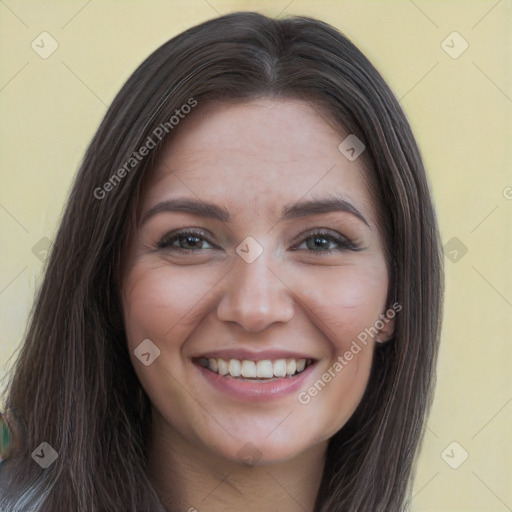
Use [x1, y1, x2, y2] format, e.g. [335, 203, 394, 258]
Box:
[375, 305, 399, 344]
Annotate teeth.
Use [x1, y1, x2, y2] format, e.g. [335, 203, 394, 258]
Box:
[241, 360, 257, 378]
[203, 357, 311, 379]
[229, 359, 241, 377]
[217, 358, 229, 375]
[286, 359, 297, 375]
[256, 360, 274, 378]
[273, 359, 287, 377]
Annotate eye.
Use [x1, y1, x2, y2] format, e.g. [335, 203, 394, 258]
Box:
[293, 230, 359, 253]
[157, 229, 216, 252]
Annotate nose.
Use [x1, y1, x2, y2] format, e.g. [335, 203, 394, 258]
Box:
[216, 252, 295, 333]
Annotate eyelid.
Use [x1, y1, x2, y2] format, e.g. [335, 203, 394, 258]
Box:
[290, 228, 359, 250]
[156, 228, 218, 250]
[156, 227, 360, 253]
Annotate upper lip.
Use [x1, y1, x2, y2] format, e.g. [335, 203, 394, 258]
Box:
[192, 349, 317, 361]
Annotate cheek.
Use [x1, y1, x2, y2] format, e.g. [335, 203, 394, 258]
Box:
[122, 262, 218, 347]
[289, 260, 387, 436]
[296, 260, 389, 350]
[121, 263, 219, 426]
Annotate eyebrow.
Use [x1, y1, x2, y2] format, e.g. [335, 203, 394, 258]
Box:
[141, 198, 230, 225]
[282, 195, 369, 226]
[141, 195, 369, 227]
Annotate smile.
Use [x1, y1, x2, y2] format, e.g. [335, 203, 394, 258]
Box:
[196, 357, 314, 380]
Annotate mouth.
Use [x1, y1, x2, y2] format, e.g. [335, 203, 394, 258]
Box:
[193, 356, 315, 381]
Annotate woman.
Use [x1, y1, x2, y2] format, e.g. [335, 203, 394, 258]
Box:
[0, 11, 443, 512]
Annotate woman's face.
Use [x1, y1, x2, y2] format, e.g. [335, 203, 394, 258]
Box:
[121, 98, 393, 465]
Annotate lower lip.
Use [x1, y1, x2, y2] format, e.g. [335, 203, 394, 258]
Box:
[194, 361, 317, 402]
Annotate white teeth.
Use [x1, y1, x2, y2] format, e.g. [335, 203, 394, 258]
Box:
[241, 360, 257, 378]
[273, 359, 287, 377]
[200, 356, 312, 379]
[217, 358, 229, 375]
[229, 359, 241, 377]
[256, 360, 274, 378]
[286, 359, 297, 375]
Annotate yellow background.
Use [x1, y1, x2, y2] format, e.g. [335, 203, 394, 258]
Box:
[1, 1, 511, 510]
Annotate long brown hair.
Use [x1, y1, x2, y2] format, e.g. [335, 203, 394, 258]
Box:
[0, 12, 443, 511]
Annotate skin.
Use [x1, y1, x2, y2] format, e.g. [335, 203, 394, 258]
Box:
[121, 98, 394, 512]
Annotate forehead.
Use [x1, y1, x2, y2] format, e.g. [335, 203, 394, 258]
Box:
[144, 99, 376, 225]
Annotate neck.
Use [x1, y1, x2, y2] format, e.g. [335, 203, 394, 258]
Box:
[147, 410, 327, 512]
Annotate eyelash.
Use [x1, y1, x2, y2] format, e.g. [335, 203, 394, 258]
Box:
[292, 229, 360, 253]
[156, 228, 360, 255]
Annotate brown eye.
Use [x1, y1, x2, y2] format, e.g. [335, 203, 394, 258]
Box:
[294, 230, 359, 253]
[305, 235, 337, 251]
[157, 230, 215, 251]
